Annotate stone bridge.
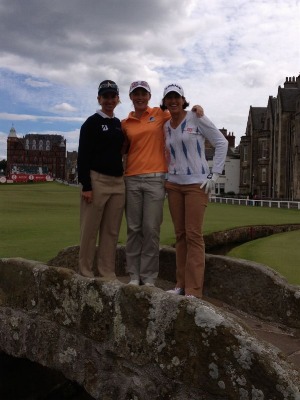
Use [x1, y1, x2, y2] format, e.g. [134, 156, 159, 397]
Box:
[0, 245, 300, 399]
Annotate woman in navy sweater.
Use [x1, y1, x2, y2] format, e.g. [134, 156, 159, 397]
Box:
[77, 80, 125, 279]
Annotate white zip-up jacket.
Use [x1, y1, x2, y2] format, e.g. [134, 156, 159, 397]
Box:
[164, 111, 228, 185]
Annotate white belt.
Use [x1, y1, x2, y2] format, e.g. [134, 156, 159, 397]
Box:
[136, 172, 165, 178]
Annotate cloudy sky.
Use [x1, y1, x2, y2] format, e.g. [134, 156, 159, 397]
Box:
[0, 0, 299, 160]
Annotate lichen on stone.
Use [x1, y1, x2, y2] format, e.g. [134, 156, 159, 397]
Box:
[10, 316, 20, 328]
[145, 292, 180, 352]
[208, 362, 219, 379]
[233, 346, 253, 370]
[58, 347, 77, 364]
[101, 280, 122, 297]
[193, 303, 226, 333]
[294, 291, 300, 299]
[82, 286, 103, 313]
[171, 356, 180, 366]
[251, 386, 264, 400]
[113, 295, 126, 342]
[218, 380, 225, 389]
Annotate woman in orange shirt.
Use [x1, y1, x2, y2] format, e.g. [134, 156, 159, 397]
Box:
[122, 81, 202, 286]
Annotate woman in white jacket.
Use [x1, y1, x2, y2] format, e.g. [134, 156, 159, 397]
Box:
[161, 83, 228, 299]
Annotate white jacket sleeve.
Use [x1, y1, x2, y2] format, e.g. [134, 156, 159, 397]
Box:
[196, 115, 228, 174]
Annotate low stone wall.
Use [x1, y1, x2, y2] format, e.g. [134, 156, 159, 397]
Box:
[158, 247, 300, 329]
[0, 257, 299, 399]
[203, 224, 300, 250]
[49, 244, 300, 329]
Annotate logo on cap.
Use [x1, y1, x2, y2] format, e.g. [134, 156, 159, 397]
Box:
[129, 81, 151, 94]
[163, 83, 184, 98]
[98, 80, 119, 96]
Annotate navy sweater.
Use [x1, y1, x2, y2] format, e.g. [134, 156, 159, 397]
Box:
[77, 113, 124, 191]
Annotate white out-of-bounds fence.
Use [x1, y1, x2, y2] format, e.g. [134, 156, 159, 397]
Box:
[210, 196, 300, 210]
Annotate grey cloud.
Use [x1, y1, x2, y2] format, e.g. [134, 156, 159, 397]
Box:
[0, 0, 188, 66]
[0, 0, 299, 155]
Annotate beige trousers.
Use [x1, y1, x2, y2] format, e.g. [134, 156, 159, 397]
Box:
[79, 171, 125, 278]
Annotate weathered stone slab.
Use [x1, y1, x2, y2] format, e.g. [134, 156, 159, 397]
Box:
[0, 258, 299, 399]
[49, 245, 300, 329]
[204, 254, 300, 328]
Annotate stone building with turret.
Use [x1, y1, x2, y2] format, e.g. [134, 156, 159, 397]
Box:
[239, 75, 300, 200]
[6, 126, 66, 180]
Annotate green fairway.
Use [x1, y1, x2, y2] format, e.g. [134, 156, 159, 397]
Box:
[1, 182, 300, 284]
[228, 230, 300, 285]
[0, 182, 80, 262]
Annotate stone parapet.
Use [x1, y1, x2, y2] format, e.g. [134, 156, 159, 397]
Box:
[50, 244, 300, 328]
[0, 257, 299, 399]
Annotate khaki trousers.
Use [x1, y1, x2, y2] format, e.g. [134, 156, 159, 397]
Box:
[165, 181, 208, 298]
[79, 171, 125, 278]
[125, 175, 165, 284]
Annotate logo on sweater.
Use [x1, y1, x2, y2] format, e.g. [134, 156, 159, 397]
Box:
[102, 125, 108, 131]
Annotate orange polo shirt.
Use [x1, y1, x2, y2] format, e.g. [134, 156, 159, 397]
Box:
[122, 107, 170, 176]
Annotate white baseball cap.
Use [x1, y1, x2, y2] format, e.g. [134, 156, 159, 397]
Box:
[163, 83, 184, 98]
[129, 81, 151, 94]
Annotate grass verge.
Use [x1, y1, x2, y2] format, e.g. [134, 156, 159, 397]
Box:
[1, 181, 299, 284]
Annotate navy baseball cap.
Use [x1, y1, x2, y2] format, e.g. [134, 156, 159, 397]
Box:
[98, 80, 119, 96]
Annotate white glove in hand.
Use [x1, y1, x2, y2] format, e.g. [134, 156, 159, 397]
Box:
[200, 173, 219, 194]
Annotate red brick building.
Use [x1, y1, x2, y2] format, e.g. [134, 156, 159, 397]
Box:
[7, 126, 66, 180]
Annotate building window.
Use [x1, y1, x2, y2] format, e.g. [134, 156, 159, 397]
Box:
[39, 140, 43, 150]
[219, 183, 225, 194]
[46, 140, 50, 151]
[262, 167, 267, 183]
[32, 139, 36, 150]
[243, 146, 248, 162]
[25, 139, 29, 150]
[259, 140, 268, 159]
[242, 169, 248, 185]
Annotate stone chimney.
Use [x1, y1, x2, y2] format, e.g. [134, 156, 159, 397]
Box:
[220, 127, 235, 148]
[283, 76, 298, 89]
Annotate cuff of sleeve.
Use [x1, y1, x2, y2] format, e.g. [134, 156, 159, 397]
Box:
[82, 183, 92, 192]
[212, 172, 220, 182]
